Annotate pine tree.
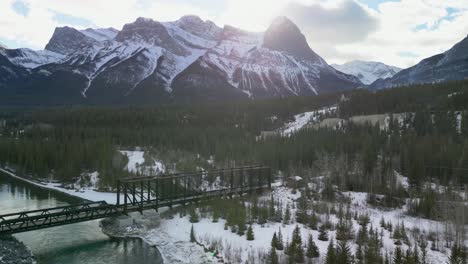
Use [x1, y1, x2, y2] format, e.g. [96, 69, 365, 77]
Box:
[356, 244, 364, 264]
[336, 239, 352, 264]
[325, 240, 337, 264]
[318, 224, 329, 241]
[357, 224, 368, 245]
[296, 195, 308, 224]
[268, 195, 276, 221]
[190, 225, 197, 243]
[246, 225, 254, 241]
[413, 243, 420, 264]
[308, 212, 318, 230]
[419, 238, 428, 264]
[291, 225, 304, 263]
[271, 232, 279, 249]
[403, 248, 414, 264]
[306, 234, 319, 258]
[394, 247, 403, 264]
[269, 246, 279, 264]
[284, 204, 291, 225]
[189, 208, 199, 223]
[448, 243, 466, 264]
[277, 228, 284, 250]
[380, 216, 386, 228]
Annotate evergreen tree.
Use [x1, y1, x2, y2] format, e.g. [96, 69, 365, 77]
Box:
[394, 247, 403, 264]
[284, 204, 291, 225]
[306, 234, 319, 258]
[336, 239, 352, 264]
[325, 240, 337, 264]
[308, 212, 318, 230]
[419, 238, 428, 264]
[271, 232, 279, 249]
[288, 225, 305, 263]
[413, 243, 420, 264]
[268, 195, 276, 221]
[365, 226, 382, 264]
[296, 195, 308, 224]
[403, 248, 414, 264]
[318, 224, 329, 241]
[189, 208, 199, 223]
[357, 224, 368, 245]
[448, 244, 467, 264]
[246, 225, 254, 241]
[356, 244, 364, 264]
[277, 228, 284, 250]
[268, 246, 279, 264]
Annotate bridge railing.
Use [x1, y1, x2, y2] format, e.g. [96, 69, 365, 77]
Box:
[0, 201, 120, 235]
[116, 166, 271, 213]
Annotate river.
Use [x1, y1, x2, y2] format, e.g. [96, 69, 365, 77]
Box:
[0, 172, 163, 264]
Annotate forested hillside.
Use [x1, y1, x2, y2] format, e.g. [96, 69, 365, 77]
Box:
[1, 80, 467, 191]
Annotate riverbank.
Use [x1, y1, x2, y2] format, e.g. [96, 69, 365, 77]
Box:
[0, 168, 121, 204]
[100, 211, 218, 264]
[0, 236, 35, 264]
[0, 169, 164, 264]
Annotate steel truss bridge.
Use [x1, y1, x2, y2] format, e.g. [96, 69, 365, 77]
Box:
[0, 166, 271, 235]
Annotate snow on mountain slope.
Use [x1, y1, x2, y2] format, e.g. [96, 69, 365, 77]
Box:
[0, 48, 64, 69]
[80, 28, 118, 42]
[198, 26, 263, 88]
[331, 60, 402, 85]
[370, 35, 468, 89]
[1, 15, 362, 104]
[175, 17, 361, 99]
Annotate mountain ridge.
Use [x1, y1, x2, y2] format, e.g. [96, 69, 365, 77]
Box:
[369, 35, 468, 89]
[331, 60, 402, 85]
[0, 15, 362, 105]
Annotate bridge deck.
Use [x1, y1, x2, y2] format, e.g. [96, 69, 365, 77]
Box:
[0, 166, 270, 235]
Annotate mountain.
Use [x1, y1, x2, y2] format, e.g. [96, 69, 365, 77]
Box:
[370, 35, 468, 89]
[331, 61, 401, 85]
[0, 16, 361, 106]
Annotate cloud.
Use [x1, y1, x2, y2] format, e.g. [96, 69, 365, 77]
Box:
[0, 0, 467, 69]
[334, 0, 468, 67]
[284, 1, 379, 44]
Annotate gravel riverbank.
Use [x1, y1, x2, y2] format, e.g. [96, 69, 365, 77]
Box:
[0, 236, 35, 264]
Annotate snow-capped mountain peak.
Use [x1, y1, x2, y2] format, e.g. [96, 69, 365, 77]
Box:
[0, 15, 362, 105]
[331, 60, 402, 85]
[263, 16, 324, 63]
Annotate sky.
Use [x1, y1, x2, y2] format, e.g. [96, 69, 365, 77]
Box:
[1, 0, 467, 68]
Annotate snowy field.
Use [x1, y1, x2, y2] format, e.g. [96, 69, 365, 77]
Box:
[110, 182, 459, 264]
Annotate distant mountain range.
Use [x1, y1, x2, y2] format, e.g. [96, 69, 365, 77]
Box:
[1, 15, 467, 106]
[331, 61, 401, 85]
[0, 16, 361, 106]
[369, 35, 468, 89]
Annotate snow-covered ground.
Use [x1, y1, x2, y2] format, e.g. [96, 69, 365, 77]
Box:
[281, 106, 337, 136]
[0, 168, 121, 204]
[108, 180, 460, 264]
[120, 150, 165, 175]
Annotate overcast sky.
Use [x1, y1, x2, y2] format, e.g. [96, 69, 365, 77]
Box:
[1, 0, 467, 68]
